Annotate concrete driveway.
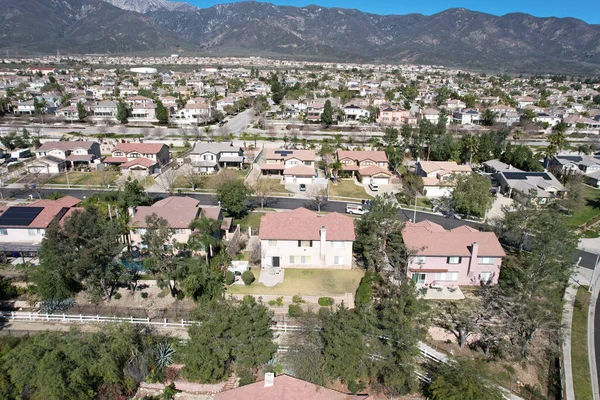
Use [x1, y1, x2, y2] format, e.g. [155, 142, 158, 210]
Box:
[487, 194, 515, 220]
[364, 182, 399, 197]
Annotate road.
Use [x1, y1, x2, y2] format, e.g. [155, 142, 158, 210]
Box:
[2, 186, 598, 270]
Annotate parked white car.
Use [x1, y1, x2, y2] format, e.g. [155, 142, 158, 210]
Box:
[346, 204, 368, 215]
[368, 182, 379, 191]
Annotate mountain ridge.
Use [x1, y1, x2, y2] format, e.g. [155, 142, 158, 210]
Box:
[1, 0, 599, 74]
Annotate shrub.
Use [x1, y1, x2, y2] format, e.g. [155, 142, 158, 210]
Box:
[288, 304, 304, 317]
[318, 307, 331, 318]
[141, 292, 149, 299]
[275, 296, 283, 306]
[347, 381, 365, 394]
[241, 270, 255, 285]
[225, 271, 235, 285]
[268, 300, 276, 306]
[318, 297, 333, 306]
[176, 292, 185, 300]
[113, 292, 122, 300]
[355, 272, 379, 307]
[237, 368, 256, 387]
[292, 295, 304, 304]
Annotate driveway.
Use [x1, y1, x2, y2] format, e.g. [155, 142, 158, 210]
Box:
[487, 194, 515, 220]
[223, 109, 254, 136]
[364, 182, 398, 197]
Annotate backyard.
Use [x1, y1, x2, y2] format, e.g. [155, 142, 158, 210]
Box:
[328, 180, 372, 200]
[227, 268, 364, 296]
[572, 286, 592, 400]
[233, 211, 266, 230]
[47, 171, 119, 187]
[568, 185, 600, 227]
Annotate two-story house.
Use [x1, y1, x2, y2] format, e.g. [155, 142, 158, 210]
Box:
[261, 149, 316, 184]
[32, 140, 101, 172]
[336, 150, 392, 184]
[0, 196, 83, 256]
[130, 102, 157, 122]
[403, 220, 506, 286]
[104, 143, 170, 175]
[129, 196, 230, 251]
[377, 105, 408, 126]
[93, 100, 118, 118]
[416, 161, 473, 198]
[343, 104, 370, 121]
[186, 142, 244, 173]
[173, 103, 212, 124]
[258, 208, 355, 270]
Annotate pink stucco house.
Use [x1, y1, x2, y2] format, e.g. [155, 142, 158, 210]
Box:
[402, 220, 506, 286]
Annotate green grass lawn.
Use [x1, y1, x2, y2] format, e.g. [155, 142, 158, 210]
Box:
[568, 186, 600, 227]
[47, 171, 119, 186]
[227, 268, 364, 296]
[572, 287, 593, 400]
[174, 169, 250, 190]
[233, 212, 266, 230]
[329, 180, 372, 200]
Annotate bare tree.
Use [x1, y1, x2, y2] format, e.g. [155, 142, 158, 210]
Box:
[157, 168, 179, 195]
[203, 126, 213, 142]
[252, 178, 279, 208]
[139, 126, 151, 138]
[97, 120, 109, 141]
[307, 186, 328, 212]
[182, 165, 203, 190]
[155, 127, 165, 140]
[118, 124, 128, 135]
[266, 127, 277, 142]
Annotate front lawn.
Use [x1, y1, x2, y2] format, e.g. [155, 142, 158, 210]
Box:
[568, 186, 600, 227]
[572, 286, 592, 400]
[47, 171, 119, 186]
[174, 169, 249, 190]
[328, 180, 372, 200]
[227, 268, 364, 296]
[233, 212, 266, 230]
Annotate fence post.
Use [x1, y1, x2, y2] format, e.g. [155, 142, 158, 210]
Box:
[130, 316, 133, 324]
[96, 315, 100, 322]
[62, 313, 66, 322]
[181, 319, 184, 328]
[11, 311, 14, 319]
[45, 313, 49, 321]
[80, 314, 83, 322]
[164, 318, 167, 327]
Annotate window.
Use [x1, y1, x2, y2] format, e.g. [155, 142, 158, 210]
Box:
[447, 256, 462, 264]
[290, 255, 311, 265]
[434, 272, 459, 282]
[480, 272, 492, 283]
[268, 240, 277, 247]
[330, 241, 344, 248]
[289, 255, 296, 264]
[0, 229, 7, 235]
[28, 229, 38, 236]
[304, 161, 312, 165]
[378, 162, 386, 166]
[300, 255, 311, 265]
[130, 153, 140, 158]
[298, 240, 312, 247]
[173, 229, 186, 234]
[333, 256, 343, 265]
[411, 273, 426, 284]
[137, 228, 147, 235]
[478, 257, 494, 265]
[203, 154, 214, 161]
[362, 161, 373, 166]
[416, 256, 426, 264]
[114, 151, 123, 156]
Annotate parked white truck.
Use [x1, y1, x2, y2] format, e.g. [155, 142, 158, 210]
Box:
[346, 204, 368, 215]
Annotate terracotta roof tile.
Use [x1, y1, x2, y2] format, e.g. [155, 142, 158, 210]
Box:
[259, 208, 355, 241]
[337, 150, 388, 163]
[112, 143, 167, 154]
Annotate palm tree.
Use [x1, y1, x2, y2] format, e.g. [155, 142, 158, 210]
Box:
[333, 134, 344, 149]
[330, 161, 342, 183]
[188, 217, 222, 264]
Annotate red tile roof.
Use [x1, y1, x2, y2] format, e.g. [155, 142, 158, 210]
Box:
[131, 207, 200, 229]
[337, 150, 388, 163]
[265, 149, 315, 161]
[358, 165, 391, 176]
[282, 165, 315, 176]
[103, 156, 128, 164]
[403, 220, 506, 257]
[32, 195, 82, 208]
[112, 143, 166, 154]
[259, 208, 355, 241]
[120, 157, 157, 169]
[152, 196, 200, 208]
[215, 375, 370, 400]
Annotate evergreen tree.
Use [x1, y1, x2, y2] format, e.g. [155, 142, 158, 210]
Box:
[321, 100, 334, 128]
[76, 101, 86, 122]
[116, 101, 129, 124]
[155, 99, 169, 125]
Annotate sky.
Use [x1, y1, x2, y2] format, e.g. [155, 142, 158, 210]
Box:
[187, 0, 600, 24]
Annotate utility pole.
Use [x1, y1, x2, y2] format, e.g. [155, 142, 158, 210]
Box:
[413, 193, 418, 223]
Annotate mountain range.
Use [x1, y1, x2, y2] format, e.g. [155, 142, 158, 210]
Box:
[2, 0, 600, 74]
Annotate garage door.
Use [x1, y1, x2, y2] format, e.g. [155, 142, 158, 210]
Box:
[284, 176, 295, 183]
[362, 177, 371, 184]
[373, 177, 389, 184]
[296, 177, 313, 184]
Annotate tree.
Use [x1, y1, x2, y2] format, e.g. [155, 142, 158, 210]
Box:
[155, 99, 169, 125]
[428, 359, 504, 400]
[180, 257, 224, 302]
[322, 304, 366, 384]
[141, 214, 179, 296]
[354, 193, 406, 274]
[216, 180, 253, 218]
[307, 186, 328, 212]
[284, 312, 327, 386]
[481, 109, 497, 126]
[402, 172, 424, 200]
[116, 101, 129, 124]
[120, 177, 151, 207]
[76, 102, 86, 122]
[184, 298, 276, 382]
[157, 169, 179, 195]
[252, 178, 279, 209]
[451, 174, 492, 218]
[432, 301, 478, 348]
[188, 217, 223, 264]
[270, 75, 286, 105]
[321, 100, 334, 128]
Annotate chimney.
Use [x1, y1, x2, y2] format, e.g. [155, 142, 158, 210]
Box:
[320, 225, 327, 260]
[264, 372, 275, 388]
[468, 242, 479, 276]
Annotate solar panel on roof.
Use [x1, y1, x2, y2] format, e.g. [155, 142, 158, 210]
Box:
[0, 207, 44, 227]
[503, 172, 552, 181]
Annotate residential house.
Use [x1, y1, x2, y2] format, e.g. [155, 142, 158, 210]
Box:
[215, 374, 372, 400]
[12, 100, 35, 115]
[130, 102, 157, 122]
[419, 108, 440, 124]
[547, 154, 600, 175]
[515, 96, 537, 108]
[26, 66, 56, 76]
[416, 161, 472, 198]
[377, 105, 407, 126]
[173, 103, 212, 124]
[258, 208, 355, 269]
[129, 196, 230, 250]
[93, 100, 118, 118]
[564, 115, 600, 130]
[337, 150, 392, 184]
[403, 220, 506, 286]
[0, 196, 82, 255]
[186, 142, 244, 173]
[305, 101, 324, 121]
[533, 113, 561, 127]
[492, 166, 566, 204]
[443, 99, 466, 111]
[343, 104, 370, 121]
[104, 143, 170, 175]
[56, 104, 79, 121]
[453, 109, 481, 125]
[33, 140, 101, 172]
[261, 149, 316, 184]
